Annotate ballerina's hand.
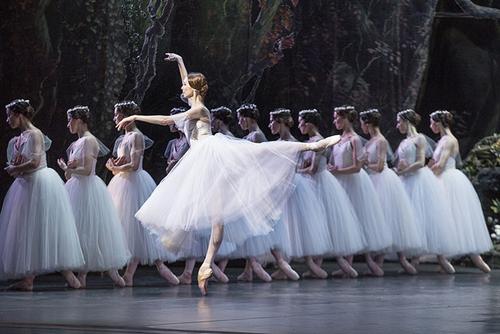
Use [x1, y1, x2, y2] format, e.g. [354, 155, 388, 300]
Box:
[57, 158, 68, 171]
[431, 164, 442, 175]
[164, 53, 182, 62]
[327, 163, 338, 174]
[105, 158, 115, 172]
[67, 159, 78, 169]
[113, 156, 127, 166]
[116, 116, 135, 130]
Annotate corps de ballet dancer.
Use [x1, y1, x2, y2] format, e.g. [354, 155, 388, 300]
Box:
[0, 99, 84, 290]
[57, 106, 131, 288]
[107, 101, 179, 286]
[428, 110, 492, 273]
[116, 52, 339, 295]
[359, 109, 424, 274]
[164, 107, 189, 175]
[329, 106, 392, 277]
[394, 109, 460, 273]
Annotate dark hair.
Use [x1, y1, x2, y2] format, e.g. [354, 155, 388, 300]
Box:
[270, 108, 294, 128]
[298, 109, 322, 127]
[236, 103, 259, 120]
[114, 101, 141, 117]
[211, 106, 233, 125]
[5, 99, 35, 120]
[187, 72, 208, 99]
[67, 105, 91, 123]
[359, 109, 381, 127]
[170, 107, 187, 115]
[430, 110, 454, 128]
[334, 105, 357, 123]
[397, 109, 421, 126]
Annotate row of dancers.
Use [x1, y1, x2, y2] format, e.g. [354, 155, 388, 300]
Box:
[0, 53, 492, 295]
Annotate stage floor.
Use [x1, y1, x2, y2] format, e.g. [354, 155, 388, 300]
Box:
[0, 263, 498, 334]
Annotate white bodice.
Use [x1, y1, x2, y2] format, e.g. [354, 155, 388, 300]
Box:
[7, 130, 47, 173]
[116, 131, 145, 170]
[331, 135, 363, 168]
[67, 136, 98, 175]
[432, 138, 457, 170]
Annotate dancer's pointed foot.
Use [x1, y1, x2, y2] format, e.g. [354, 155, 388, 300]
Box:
[123, 273, 133, 287]
[438, 257, 455, 274]
[7, 279, 33, 291]
[62, 271, 81, 289]
[400, 258, 418, 275]
[237, 268, 253, 282]
[197, 263, 213, 296]
[271, 269, 288, 280]
[212, 264, 229, 283]
[108, 270, 126, 288]
[277, 260, 300, 281]
[366, 261, 384, 277]
[337, 258, 358, 278]
[158, 263, 180, 285]
[177, 271, 193, 285]
[250, 261, 272, 282]
[306, 260, 328, 279]
[471, 255, 491, 273]
[77, 273, 87, 289]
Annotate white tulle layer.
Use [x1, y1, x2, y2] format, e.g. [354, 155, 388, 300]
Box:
[66, 175, 131, 271]
[136, 134, 302, 254]
[0, 168, 84, 279]
[108, 169, 176, 264]
[310, 171, 366, 256]
[399, 167, 461, 256]
[335, 170, 392, 253]
[439, 168, 493, 255]
[368, 168, 426, 255]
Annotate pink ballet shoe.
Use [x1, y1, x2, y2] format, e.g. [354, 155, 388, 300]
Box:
[77, 273, 87, 289]
[302, 270, 327, 279]
[237, 269, 253, 282]
[212, 264, 229, 283]
[438, 258, 455, 274]
[366, 259, 384, 277]
[306, 261, 328, 279]
[177, 272, 193, 285]
[250, 262, 272, 282]
[197, 264, 213, 296]
[271, 269, 288, 280]
[400, 258, 418, 275]
[123, 273, 134, 287]
[337, 258, 358, 278]
[108, 270, 126, 288]
[7, 280, 33, 291]
[471, 255, 491, 273]
[62, 271, 81, 289]
[158, 264, 180, 285]
[277, 260, 300, 281]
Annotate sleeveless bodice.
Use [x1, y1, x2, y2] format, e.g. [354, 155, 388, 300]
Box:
[117, 132, 145, 170]
[68, 137, 98, 175]
[331, 135, 363, 168]
[364, 138, 388, 174]
[7, 130, 47, 173]
[432, 139, 457, 170]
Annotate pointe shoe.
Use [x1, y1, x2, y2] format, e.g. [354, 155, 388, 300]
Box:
[177, 272, 193, 285]
[158, 264, 180, 285]
[471, 256, 491, 273]
[271, 269, 288, 280]
[277, 260, 300, 281]
[123, 273, 133, 287]
[438, 258, 455, 274]
[77, 273, 87, 289]
[330, 269, 346, 278]
[211, 264, 229, 283]
[306, 262, 328, 279]
[108, 270, 126, 288]
[400, 258, 418, 275]
[337, 258, 358, 278]
[63, 272, 81, 289]
[367, 260, 384, 277]
[308, 135, 341, 152]
[237, 269, 253, 282]
[197, 264, 213, 296]
[7, 280, 33, 291]
[250, 262, 272, 282]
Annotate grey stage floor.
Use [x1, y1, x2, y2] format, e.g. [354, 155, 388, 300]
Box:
[0, 262, 499, 334]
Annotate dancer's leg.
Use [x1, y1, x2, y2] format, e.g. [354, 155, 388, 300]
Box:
[77, 272, 88, 288]
[178, 258, 196, 284]
[336, 256, 358, 278]
[7, 275, 35, 291]
[249, 257, 272, 282]
[237, 259, 253, 282]
[470, 254, 491, 273]
[123, 258, 140, 287]
[270, 249, 299, 281]
[304, 256, 327, 279]
[365, 253, 384, 276]
[437, 255, 455, 274]
[198, 223, 223, 295]
[155, 260, 180, 285]
[62, 271, 81, 289]
[398, 252, 417, 275]
[108, 269, 126, 287]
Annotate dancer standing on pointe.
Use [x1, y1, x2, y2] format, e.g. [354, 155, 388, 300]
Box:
[428, 110, 492, 273]
[107, 101, 179, 287]
[0, 99, 84, 290]
[116, 53, 338, 295]
[58, 106, 131, 288]
[394, 109, 459, 273]
[359, 109, 424, 274]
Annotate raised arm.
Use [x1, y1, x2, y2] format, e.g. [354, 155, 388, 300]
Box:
[165, 53, 188, 84]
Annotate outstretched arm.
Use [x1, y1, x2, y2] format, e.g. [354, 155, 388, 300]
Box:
[116, 107, 207, 130]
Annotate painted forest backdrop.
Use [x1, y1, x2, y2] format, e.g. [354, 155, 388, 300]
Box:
[1, 0, 499, 229]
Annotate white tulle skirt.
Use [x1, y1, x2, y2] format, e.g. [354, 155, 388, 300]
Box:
[136, 134, 302, 254]
[399, 167, 460, 256]
[335, 170, 392, 253]
[438, 168, 493, 255]
[311, 171, 366, 256]
[108, 169, 176, 264]
[0, 168, 84, 279]
[368, 168, 425, 255]
[66, 175, 131, 271]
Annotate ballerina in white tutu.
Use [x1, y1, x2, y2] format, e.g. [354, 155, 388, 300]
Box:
[107, 101, 179, 287]
[296, 109, 365, 278]
[359, 109, 424, 274]
[57, 106, 131, 288]
[428, 110, 492, 272]
[211, 106, 236, 138]
[394, 109, 459, 274]
[0, 99, 84, 290]
[328, 106, 392, 277]
[164, 107, 189, 175]
[116, 53, 338, 295]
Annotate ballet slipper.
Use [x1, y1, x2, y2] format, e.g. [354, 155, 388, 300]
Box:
[366, 259, 384, 277]
[77, 273, 87, 289]
[211, 264, 229, 283]
[337, 258, 358, 278]
[400, 258, 418, 275]
[108, 270, 126, 288]
[306, 260, 328, 279]
[7, 280, 33, 291]
[197, 264, 213, 296]
[237, 268, 253, 282]
[271, 269, 288, 280]
[437, 257, 455, 274]
[470, 255, 491, 273]
[158, 263, 180, 285]
[62, 271, 81, 289]
[177, 271, 193, 285]
[330, 269, 346, 278]
[277, 260, 300, 281]
[250, 261, 272, 282]
[123, 273, 133, 287]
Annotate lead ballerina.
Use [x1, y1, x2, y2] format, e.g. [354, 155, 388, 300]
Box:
[116, 53, 338, 295]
